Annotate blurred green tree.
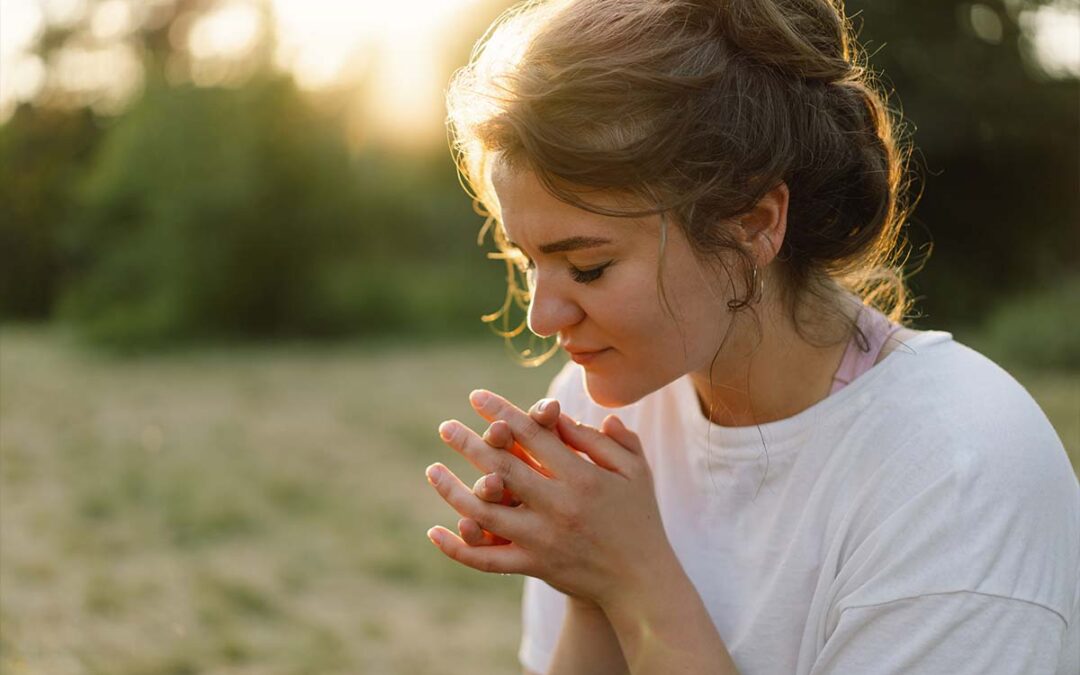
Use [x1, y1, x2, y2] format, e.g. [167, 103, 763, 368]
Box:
[0, 105, 101, 318]
[845, 0, 1079, 327]
[57, 75, 361, 344]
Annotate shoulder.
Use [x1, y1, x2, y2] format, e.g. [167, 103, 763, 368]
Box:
[860, 331, 1075, 518]
[827, 332, 1079, 619]
[872, 326, 920, 365]
[854, 330, 1068, 475]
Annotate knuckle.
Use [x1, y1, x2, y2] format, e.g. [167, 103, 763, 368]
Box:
[534, 527, 557, 552]
[628, 456, 651, 480]
[555, 501, 584, 533]
[472, 503, 500, 533]
[570, 469, 600, 496]
[477, 554, 499, 574]
[491, 454, 515, 483]
[564, 511, 585, 535]
[517, 416, 543, 444]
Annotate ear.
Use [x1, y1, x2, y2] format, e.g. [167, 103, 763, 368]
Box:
[736, 182, 789, 267]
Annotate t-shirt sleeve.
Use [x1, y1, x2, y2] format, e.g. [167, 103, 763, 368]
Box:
[517, 360, 582, 673]
[519, 576, 569, 674]
[809, 591, 1071, 675]
[816, 379, 1080, 675]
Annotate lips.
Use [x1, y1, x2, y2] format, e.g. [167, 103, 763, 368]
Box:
[568, 347, 610, 364]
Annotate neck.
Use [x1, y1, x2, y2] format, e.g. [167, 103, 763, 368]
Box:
[688, 291, 859, 427]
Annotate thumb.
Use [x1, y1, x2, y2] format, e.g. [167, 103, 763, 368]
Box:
[600, 414, 644, 457]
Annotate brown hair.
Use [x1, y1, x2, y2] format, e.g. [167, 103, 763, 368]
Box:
[446, 0, 921, 369]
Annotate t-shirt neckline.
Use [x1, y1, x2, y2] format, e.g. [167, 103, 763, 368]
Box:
[674, 329, 953, 460]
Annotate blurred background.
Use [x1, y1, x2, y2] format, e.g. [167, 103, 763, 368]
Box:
[0, 0, 1076, 672]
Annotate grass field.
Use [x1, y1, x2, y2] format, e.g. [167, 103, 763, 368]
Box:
[1, 326, 1077, 674]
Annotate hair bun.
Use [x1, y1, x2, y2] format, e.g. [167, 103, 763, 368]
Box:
[720, 0, 853, 82]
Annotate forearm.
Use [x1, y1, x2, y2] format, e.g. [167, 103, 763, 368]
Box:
[601, 553, 739, 675]
[549, 596, 629, 674]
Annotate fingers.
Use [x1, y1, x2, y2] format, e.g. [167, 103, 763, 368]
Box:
[468, 390, 585, 478]
[528, 398, 561, 430]
[437, 394, 566, 552]
[483, 418, 551, 478]
[459, 517, 509, 546]
[482, 419, 513, 451]
[599, 414, 645, 456]
[473, 471, 520, 507]
[438, 419, 550, 504]
[426, 526, 531, 575]
[554, 412, 639, 477]
[472, 472, 502, 501]
[462, 414, 536, 548]
[425, 462, 535, 542]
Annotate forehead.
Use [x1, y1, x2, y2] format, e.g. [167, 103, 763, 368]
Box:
[490, 162, 653, 248]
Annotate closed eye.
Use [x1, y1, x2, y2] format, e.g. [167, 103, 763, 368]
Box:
[568, 261, 611, 284]
[513, 250, 611, 285]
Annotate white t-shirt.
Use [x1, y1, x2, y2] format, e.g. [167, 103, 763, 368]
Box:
[519, 330, 1080, 674]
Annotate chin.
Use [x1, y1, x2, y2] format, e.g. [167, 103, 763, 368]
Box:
[582, 373, 649, 409]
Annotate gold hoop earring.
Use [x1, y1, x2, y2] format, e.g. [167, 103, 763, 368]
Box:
[752, 266, 765, 304]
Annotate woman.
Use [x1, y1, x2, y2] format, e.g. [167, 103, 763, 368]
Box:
[424, 1, 1080, 673]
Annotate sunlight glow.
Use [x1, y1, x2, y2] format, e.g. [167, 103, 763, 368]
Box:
[4, 0, 1079, 138]
[271, 0, 481, 148]
[52, 43, 143, 113]
[0, 0, 44, 120]
[90, 0, 133, 41]
[1022, 3, 1080, 78]
[188, 2, 261, 60]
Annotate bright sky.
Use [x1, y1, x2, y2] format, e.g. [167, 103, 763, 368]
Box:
[1, 0, 1078, 146]
[0, 0, 483, 147]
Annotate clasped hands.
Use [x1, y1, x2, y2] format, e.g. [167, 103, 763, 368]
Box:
[425, 389, 673, 606]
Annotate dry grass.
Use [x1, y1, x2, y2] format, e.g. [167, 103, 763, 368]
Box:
[1, 326, 560, 674]
[1, 326, 1076, 674]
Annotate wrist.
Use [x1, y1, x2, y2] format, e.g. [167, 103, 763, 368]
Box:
[599, 546, 691, 623]
[567, 594, 604, 612]
[598, 540, 684, 613]
[598, 551, 739, 674]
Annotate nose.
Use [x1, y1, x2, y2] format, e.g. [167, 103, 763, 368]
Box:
[526, 271, 584, 339]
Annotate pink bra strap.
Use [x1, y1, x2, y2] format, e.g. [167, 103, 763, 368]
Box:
[830, 306, 903, 395]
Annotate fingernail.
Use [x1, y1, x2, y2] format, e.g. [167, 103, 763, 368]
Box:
[425, 464, 442, 486]
[469, 390, 490, 407]
[538, 399, 552, 413]
[426, 527, 442, 546]
[438, 421, 455, 442]
[483, 474, 497, 492]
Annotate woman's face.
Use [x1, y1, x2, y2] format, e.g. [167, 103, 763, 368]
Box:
[491, 165, 738, 408]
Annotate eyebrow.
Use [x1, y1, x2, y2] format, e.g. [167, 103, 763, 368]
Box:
[507, 235, 614, 255]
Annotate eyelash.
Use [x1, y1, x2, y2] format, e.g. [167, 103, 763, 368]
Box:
[518, 256, 611, 284]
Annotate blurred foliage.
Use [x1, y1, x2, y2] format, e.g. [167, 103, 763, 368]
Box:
[969, 274, 1080, 369]
[58, 76, 354, 343]
[0, 106, 101, 318]
[845, 0, 1079, 329]
[0, 0, 1076, 358]
[50, 74, 496, 348]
